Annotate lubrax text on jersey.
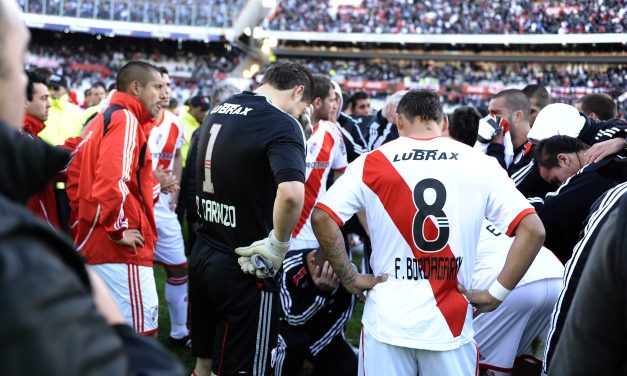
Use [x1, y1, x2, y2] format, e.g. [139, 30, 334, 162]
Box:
[210, 102, 253, 116]
[392, 149, 459, 162]
[394, 256, 463, 281]
[198, 197, 237, 228]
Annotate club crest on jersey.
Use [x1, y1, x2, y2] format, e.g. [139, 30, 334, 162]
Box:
[210, 102, 253, 116]
[392, 149, 459, 162]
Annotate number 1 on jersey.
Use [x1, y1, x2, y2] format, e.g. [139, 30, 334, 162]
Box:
[203, 124, 222, 194]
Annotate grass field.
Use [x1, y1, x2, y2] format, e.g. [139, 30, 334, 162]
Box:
[153, 253, 365, 374]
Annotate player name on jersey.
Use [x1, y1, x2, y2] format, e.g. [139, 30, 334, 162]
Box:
[392, 149, 459, 162]
[394, 256, 463, 281]
[198, 197, 237, 228]
[209, 102, 253, 116]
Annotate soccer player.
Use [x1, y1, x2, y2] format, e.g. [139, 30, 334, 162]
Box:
[311, 89, 545, 375]
[189, 62, 314, 376]
[148, 67, 189, 345]
[68, 61, 166, 336]
[291, 75, 347, 251]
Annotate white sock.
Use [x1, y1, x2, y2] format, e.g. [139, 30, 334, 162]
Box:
[165, 277, 189, 339]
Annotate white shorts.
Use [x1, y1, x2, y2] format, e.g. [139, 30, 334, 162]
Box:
[358, 326, 479, 376]
[92, 263, 159, 335]
[473, 278, 562, 374]
[153, 215, 187, 267]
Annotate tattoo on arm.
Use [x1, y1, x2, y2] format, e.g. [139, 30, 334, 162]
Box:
[316, 217, 356, 286]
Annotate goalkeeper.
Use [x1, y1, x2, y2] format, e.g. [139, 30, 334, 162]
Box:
[189, 62, 314, 376]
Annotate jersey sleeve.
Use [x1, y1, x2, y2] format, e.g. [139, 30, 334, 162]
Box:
[483, 157, 535, 237]
[315, 157, 366, 227]
[280, 257, 329, 326]
[267, 117, 306, 184]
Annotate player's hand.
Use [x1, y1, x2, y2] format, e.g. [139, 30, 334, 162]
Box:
[343, 273, 387, 302]
[457, 283, 502, 317]
[584, 137, 626, 164]
[168, 190, 180, 212]
[234, 230, 291, 278]
[154, 168, 179, 193]
[109, 229, 144, 253]
[312, 261, 340, 293]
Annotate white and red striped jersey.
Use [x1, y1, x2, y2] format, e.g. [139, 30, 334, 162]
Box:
[148, 110, 184, 218]
[473, 219, 564, 291]
[291, 120, 347, 250]
[316, 136, 534, 350]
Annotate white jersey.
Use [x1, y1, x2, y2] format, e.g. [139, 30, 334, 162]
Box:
[148, 110, 185, 218]
[473, 219, 564, 291]
[291, 120, 347, 250]
[316, 136, 534, 351]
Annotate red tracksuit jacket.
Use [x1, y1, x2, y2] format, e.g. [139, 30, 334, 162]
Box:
[67, 92, 159, 266]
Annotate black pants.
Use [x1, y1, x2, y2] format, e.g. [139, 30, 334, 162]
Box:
[189, 241, 279, 375]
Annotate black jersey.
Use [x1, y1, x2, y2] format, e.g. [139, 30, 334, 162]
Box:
[194, 91, 306, 253]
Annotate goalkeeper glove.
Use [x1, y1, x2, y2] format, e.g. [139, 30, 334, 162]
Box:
[477, 114, 508, 143]
[235, 230, 291, 278]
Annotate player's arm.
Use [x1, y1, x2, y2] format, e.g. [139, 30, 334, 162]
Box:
[273, 181, 304, 241]
[168, 149, 183, 211]
[460, 213, 545, 314]
[280, 259, 330, 326]
[312, 208, 385, 301]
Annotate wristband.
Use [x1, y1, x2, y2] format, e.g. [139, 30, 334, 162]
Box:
[268, 230, 291, 252]
[488, 280, 511, 301]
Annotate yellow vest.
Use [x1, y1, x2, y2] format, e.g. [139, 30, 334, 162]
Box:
[180, 109, 200, 167]
[40, 94, 84, 146]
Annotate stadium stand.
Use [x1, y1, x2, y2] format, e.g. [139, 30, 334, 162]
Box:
[265, 0, 627, 34]
[19, 0, 246, 26]
[26, 29, 242, 103]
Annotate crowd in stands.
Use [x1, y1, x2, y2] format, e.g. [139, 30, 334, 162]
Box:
[20, 0, 246, 27]
[27, 30, 242, 104]
[265, 0, 627, 34]
[268, 57, 627, 116]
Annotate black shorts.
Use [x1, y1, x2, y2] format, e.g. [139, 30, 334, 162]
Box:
[189, 240, 279, 375]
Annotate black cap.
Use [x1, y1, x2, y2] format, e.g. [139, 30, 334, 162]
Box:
[49, 75, 69, 88]
[189, 95, 211, 111]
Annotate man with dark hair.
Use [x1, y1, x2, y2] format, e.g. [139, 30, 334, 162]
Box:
[522, 84, 550, 127]
[22, 70, 65, 229]
[533, 135, 620, 262]
[577, 93, 617, 121]
[180, 94, 211, 166]
[67, 61, 167, 336]
[190, 61, 313, 376]
[91, 81, 108, 106]
[350, 91, 371, 117]
[312, 89, 545, 375]
[448, 106, 481, 147]
[83, 88, 93, 108]
[40, 74, 83, 146]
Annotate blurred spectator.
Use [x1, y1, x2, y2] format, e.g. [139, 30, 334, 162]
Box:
[349, 91, 371, 116]
[180, 94, 210, 166]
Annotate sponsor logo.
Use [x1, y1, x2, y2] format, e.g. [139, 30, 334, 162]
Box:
[392, 149, 459, 162]
[210, 102, 253, 116]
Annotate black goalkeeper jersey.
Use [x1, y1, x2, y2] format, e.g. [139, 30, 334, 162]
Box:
[194, 91, 306, 253]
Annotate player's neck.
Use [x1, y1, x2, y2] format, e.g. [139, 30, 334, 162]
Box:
[156, 109, 165, 124]
[255, 85, 289, 112]
[399, 121, 442, 139]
